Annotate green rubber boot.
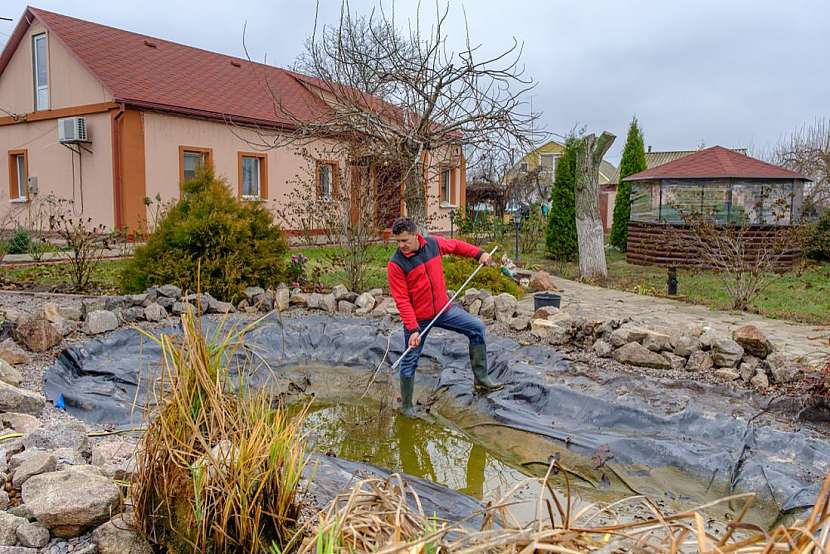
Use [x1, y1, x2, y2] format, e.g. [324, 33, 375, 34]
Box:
[470, 344, 504, 393]
[400, 374, 416, 417]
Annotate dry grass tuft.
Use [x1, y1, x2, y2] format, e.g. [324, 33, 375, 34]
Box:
[303, 461, 830, 553]
[131, 311, 307, 553]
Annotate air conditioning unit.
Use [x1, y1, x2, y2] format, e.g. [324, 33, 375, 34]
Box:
[58, 116, 90, 143]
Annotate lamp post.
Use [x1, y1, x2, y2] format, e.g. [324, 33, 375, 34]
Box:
[667, 266, 678, 296]
[513, 207, 524, 265]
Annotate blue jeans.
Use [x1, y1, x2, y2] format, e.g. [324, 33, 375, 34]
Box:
[399, 305, 485, 378]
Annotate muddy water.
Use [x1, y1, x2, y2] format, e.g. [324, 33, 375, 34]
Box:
[297, 402, 551, 522]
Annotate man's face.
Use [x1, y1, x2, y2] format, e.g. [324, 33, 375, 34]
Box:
[394, 231, 420, 254]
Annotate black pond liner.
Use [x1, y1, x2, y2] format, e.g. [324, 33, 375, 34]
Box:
[44, 314, 829, 522]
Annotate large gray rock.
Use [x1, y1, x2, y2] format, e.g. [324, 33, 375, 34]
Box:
[12, 452, 56, 488]
[0, 339, 28, 366]
[157, 284, 182, 299]
[467, 298, 482, 316]
[765, 352, 802, 384]
[156, 296, 175, 310]
[206, 297, 235, 315]
[530, 319, 556, 340]
[128, 294, 149, 307]
[84, 311, 118, 335]
[0, 546, 39, 553]
[493, 293, 518, 323]
[0, 383, 44, 416]
[711, 337, 744, 368]
[306, 293, 322, 310]
[15, 522, 49, 548]
[0, 359, 22, 388]
[642, 330, 672, 352]
[337, 301, 355, 315]
[672, 334, 701, 357]
[462, 288, 480, 306]
[12, 316, 62, 353]
[289, 292, 308, 307]
[686, 350, 714, 372]
[92, 513, 152, 554]
[142, 303, 167, 322]
[0, 512, 27, 546]
[91, 440, 136, 481]
[750, 371, 770, 390]
[81, 298, 106, 318]
[609, 326, 650, 348]
[22, 465, 121, 538]
[714, 368, 740, 381]
[57, 304, 83, 322]
[120, 306, 145, 322]
[0, 413, 40, 435]
[479, 296, 496, 320]
[332, 284, 350, 302]
[104, 296, 131, 312]
[171, 302, 196, 316]
[243, 287, 265, 301]
[320, 293, 337, 314]
[355, 293, 376, 314]
[662, 352, 687, 370]
[508, 316, 530, 331]
[368, 288, 384, 298]
[733, 324, 773, 358]
[23, 421, 89, 455]
[252, 293, 274, 311]
[612, 342, 672, 369]
[699, 327, 720, 350]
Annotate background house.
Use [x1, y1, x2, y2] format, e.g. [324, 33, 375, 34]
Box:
[0, 7, 465, 234]
[601, 146, 748, 233]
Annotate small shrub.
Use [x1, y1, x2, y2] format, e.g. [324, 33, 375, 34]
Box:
[287, 253, 309, 288]
[806, 210, 830, 261]
[443, 256, 524, 298]
[7, 228, 31, 254]
[48, 199, 113, 291]
[120, 170, 288, 302]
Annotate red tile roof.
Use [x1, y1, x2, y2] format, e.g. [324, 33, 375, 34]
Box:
[1, 6, 331, 127]
[623, 145, 808, 181]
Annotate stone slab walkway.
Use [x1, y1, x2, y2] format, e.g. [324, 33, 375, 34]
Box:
[518, 277, 830, 368]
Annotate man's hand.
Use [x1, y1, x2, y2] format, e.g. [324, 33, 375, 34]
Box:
[408, 331, 421, 349]
[479, 252, 495, 267]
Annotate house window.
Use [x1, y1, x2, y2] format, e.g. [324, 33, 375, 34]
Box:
[178, 146, 212, 186]
[32, 33, 49, 111]
[440, 168, 452, 204]
[540, 153, 558, 185]
[318, 162, 336, 199]
[8, 150, 28, 201]
[238, 152, 268, 199]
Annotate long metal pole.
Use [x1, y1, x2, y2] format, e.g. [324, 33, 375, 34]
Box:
[390, 246, 498, 369]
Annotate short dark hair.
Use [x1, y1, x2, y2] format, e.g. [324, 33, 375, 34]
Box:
[391, 217, 417, 235]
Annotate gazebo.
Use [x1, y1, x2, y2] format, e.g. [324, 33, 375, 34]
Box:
[623, 146, 810, 269]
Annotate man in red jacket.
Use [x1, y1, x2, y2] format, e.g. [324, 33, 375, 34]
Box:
[387, 217, 503, 416]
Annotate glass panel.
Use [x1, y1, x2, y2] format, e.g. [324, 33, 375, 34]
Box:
[242, 157, 259, 197]
[16, 155, 26, 198]
[539, 154, 556, 187]
[33, 34, 48, 110]
[629, 181, 659, 222]
[183, 152, 204, 181]
[441, 169, 451, 203]
[319, 164, 332, 198]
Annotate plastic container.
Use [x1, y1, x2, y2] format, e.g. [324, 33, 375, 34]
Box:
[533, 292, 561, 311]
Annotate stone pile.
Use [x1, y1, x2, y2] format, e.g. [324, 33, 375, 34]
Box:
[0, 421, 148, 553]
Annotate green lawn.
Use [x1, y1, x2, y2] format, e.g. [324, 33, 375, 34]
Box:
[2, 244, 828, 326]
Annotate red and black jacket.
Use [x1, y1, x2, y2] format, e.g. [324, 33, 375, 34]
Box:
[387, 234, 483, 332]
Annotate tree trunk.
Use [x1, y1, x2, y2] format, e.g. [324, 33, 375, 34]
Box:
[403, 157, 427, 228]
[575, 131, 615, 280]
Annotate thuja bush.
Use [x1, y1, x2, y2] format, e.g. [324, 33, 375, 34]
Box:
[121, 170, 288, 302]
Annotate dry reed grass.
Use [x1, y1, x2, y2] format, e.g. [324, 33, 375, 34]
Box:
[131, 311, 308, 553]
[302, 461, 830, 553]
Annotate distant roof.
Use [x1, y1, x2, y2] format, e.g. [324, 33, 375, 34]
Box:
[623, 146, 809, 181]
[606, 147, 748, 184]
[0, 6, 332, 127]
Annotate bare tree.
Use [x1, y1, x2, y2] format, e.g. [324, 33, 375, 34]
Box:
[260, 1, 538, 226]
[574, 131, 615, 279]
[771, 118, 830, 218]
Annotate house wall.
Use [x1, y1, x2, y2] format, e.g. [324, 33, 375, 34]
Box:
[0, 20, 111, 115]
[423, 145, 465, 232]
[0, 111, 115, 228]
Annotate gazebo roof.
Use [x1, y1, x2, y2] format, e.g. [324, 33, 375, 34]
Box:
[623, 146, 809, 182]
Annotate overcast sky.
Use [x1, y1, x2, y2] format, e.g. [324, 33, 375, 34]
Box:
[2, 0, 828, 164]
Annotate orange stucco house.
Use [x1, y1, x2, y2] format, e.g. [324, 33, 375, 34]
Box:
[0, 7, 466, 233]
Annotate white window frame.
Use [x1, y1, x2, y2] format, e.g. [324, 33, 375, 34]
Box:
[15, 154, 27, 200]
[241, 156, 261, 199]
[319, 163, 334, 200]
[32, 33, 49, 111]
[440, 168, 452, 205]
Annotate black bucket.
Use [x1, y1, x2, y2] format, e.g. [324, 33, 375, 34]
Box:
[533, 292, 561, 311]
